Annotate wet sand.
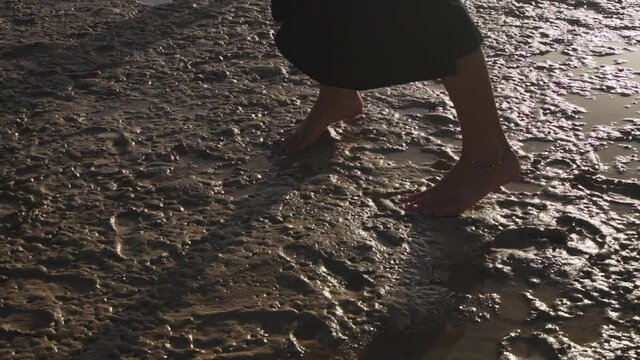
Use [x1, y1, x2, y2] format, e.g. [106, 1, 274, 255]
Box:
[1, 0, 639, 359]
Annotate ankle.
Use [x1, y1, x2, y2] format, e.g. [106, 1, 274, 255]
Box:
[319, 86, 358, 99]
[314, 90, 363, 114]
[463, 141, 511, 162]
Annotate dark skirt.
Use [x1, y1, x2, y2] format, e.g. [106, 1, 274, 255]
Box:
[272, 0, 484, 90]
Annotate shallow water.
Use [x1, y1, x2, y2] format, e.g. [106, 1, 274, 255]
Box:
[593, 45, 640, 70]
[566, 92, 640, 134]
[534, 48, 640, 137]
[532, 45, 639, 182]
[595, 141, 639, 180]
[532, 44, 640, 70]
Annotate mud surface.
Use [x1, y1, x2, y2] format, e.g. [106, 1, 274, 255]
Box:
[1, 0, 639, 359]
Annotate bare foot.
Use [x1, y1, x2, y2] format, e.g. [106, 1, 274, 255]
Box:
[280, 88, 363, 154]
[402, 149, 520, 216]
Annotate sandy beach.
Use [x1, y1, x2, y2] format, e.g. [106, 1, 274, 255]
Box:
[1, 0, 639, 358]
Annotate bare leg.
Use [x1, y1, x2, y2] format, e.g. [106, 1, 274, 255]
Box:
[281, 85, 363, 154]
[403, 48, 520, 216]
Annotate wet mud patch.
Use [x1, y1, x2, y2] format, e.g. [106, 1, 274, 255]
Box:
[65, 126, 135, 156]
[382, 145, 439, 166]
[558, 307, 608, 346]
[283, 243, 374, 292]
[0, 267, 98, 294]
[520, 139, 555, 154]
[2, 0, 640, 358]
[0, 306, 59, 334]
[139, 0, 174, 6]
[0, 193, 20, 218]
[492, 227, 568, 251]
[422, 280, 547, 360]
[502, 181, 546, 194]
[501, 333, 562, 360]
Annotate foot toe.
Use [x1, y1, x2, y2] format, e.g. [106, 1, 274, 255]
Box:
[405, 193, 434, 206]
[403, 202, 418, 211]
[402, 193, 422, 203]
[405, 198, 431, 213]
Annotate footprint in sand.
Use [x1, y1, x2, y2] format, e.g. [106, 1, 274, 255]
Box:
[110, 212, 145, 260]
[189, 308, 341, 351]
[67, 126, 133, 156]
[283, 243, 374, 292]
[109, 211, 174, 261]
